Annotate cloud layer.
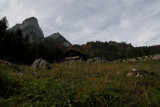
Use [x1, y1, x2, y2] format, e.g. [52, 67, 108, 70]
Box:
[1, 0, 160, 46]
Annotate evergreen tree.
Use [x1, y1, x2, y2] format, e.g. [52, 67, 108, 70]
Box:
[0, 17, 8, 59]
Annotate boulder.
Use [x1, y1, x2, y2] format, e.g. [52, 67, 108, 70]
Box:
[127, 72, 134, 77]
[144, 56, 150, 60]
[127, 69, 148, 77]
[128, 58, 137, 62]
[87, 57, 101, 63]
[0, 60, 12, 66]
[136, 57, 143, 61]
[31, 58, 52, 70]
[152, 54, 160, 60]
[116, 59, 123, 63]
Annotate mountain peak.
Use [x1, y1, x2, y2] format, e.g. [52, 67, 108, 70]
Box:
[23, 17, 37, 23]
[22, 17, 39, 28]
[45, 32, 71, 47]
[24, 17, 37, 21]
[9, 17, 71, 46]
[9, 16, 44, 42]
[49, 32, 62, 38]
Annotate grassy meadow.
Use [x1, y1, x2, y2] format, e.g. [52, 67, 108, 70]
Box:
[0, 60, 160, 106]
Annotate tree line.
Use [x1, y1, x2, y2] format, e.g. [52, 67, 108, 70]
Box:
[69, 41, 160, 61]
[1, 16, 160, 64]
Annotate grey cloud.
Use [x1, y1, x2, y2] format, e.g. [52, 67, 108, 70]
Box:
[1, 0, 160, 46]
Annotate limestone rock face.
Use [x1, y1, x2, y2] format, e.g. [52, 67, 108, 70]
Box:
[45, 32, 71, 47]
[31, 58, 52, 70]
[9, 17, 44, 42]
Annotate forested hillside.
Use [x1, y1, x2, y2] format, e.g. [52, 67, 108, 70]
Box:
[69, 40, 160, 61]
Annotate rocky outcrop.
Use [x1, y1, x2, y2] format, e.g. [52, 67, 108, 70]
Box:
[127, 69, 160, 77]
[87, 57, 102, 63]
[0, 59, 12, 66]
[127, 69, 148, 77]
[115, 54, 160, 63]
[31, 58, 52, 70]
[152, 54, 160, 60]
[45, 32, 71, 47]
[9, 17, 44, 42]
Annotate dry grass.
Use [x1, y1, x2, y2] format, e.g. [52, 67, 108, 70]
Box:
[0, 60, 160, 106]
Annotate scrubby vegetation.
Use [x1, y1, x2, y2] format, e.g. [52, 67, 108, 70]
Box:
[0, 60, 160, 106]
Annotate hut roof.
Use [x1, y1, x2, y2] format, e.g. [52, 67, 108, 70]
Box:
[63, 50, 87, 60]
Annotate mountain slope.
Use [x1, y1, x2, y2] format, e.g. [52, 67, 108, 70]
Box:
[45, 32, 71, 47]
[9, 17, 44, 42]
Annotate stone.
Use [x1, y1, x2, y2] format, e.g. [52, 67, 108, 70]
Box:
[152, 54, 160, 60]
[0, 60, 12, 66]
[135, 70, 148, 76]
[127, 70, 148, 77]
[87, 57, 102, 63]
[144, 56, 149, 60]
[117, 59, 123, 62]
[2, 60, 12, 66]
[127, 72, 134, 77]
[128, 58, 137, 62]
[131, 69, 136, 72]
[136, 57, 143, 61]
[117, 72, 120, 75]
[31, 58, 52, 70]
[136, 74, 144, 77]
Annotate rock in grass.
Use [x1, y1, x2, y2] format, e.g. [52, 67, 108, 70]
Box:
[127, 72, 134, 77]
[0, 59, 12, 67]
[152, 54, 160, 60]
[127, 69, 149, 77]
[31, 58, 52, 70]
[87, 57, 102, 63]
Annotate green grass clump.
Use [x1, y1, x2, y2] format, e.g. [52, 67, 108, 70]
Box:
[0, 60, 160, 106]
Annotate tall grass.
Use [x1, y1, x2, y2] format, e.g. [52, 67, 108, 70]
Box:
[0, 60, 160, 106]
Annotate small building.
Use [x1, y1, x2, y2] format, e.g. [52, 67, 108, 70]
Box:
[63, 50, 87, 61]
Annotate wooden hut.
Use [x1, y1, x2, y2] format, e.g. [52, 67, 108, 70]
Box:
[63, 50, 87, 61]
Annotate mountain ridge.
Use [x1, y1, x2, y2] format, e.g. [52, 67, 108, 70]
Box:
[9, 17, 71, 47]
[45, 32, 71, 47]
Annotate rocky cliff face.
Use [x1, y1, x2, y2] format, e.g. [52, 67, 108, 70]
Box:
[9, 17, 44, 42]
[9, 17, 71, 47]
[45, 32, 71, 47]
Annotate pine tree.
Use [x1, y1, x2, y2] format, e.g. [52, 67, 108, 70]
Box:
[0, 17, 8, 59]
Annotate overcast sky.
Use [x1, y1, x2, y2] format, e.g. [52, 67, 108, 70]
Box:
[1, 0, 160, 46]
